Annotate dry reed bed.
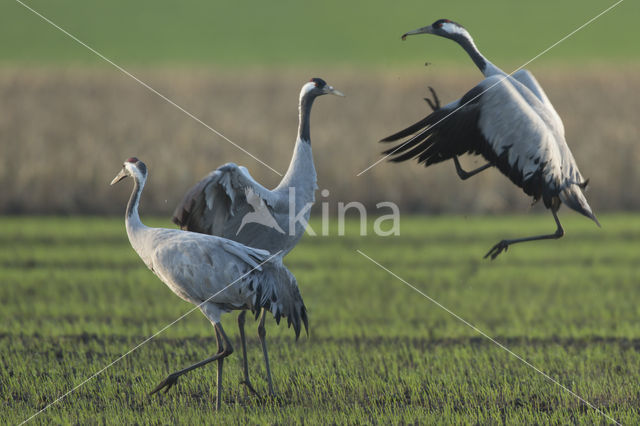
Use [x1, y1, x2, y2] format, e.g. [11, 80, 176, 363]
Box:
[0, 67, 638, 215]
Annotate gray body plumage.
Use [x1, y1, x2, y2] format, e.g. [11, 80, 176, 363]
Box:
[172, 142, 316, 256]
[173, 79, 343, 255]
[115, 158, 307, 335]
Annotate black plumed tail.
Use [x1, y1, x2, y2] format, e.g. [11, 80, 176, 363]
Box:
[560, 184, 601, 228]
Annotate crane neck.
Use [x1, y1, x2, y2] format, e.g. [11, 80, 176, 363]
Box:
[453, 33, 502, 77]
[297, 92, 318, 144]
[125, 176, 147, 236]
[276, 92, 318, 197]
[277, 135, 317, 195]
[273, 88, 319, 200]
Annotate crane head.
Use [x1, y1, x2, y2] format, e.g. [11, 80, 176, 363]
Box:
[402, 19, 469, 41]
[300, 78, 345, 99]
[111, 157, 147, 185]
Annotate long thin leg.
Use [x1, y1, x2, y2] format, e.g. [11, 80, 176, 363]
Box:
[150, 321, 234, 410]
[453, 156, 492, 180]
[237, 311, 259, 397]
[484, 209, 564, 260]
[257, 309, 274, 396]
[214, 326, 224, 411]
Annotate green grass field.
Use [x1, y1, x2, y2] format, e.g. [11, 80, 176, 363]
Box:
[2, 215, 639, 424]
[3, 0, 639, 67]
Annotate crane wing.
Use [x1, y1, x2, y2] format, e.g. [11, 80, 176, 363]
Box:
[248, 258, 308, 339]
[511, 69, 564, 136]
[477, 75, 566, 200]
[149, 230, 308, 337]
[149, 230, 270, 305]
[172, 162, 279, 237]
[380, 85, 490, 166]
[381, 76, 580, 204]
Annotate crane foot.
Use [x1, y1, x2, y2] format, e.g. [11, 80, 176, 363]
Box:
[484, 240, 509, 260]
[149, 372, 180, 395]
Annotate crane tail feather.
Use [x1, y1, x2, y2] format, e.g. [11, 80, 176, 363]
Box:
[559, 185, 600, 227]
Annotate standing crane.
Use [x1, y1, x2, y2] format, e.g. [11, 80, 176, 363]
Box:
[381, 19, 599, 259]
[172, 78, 343, 394]
[110, 157, 307, 410]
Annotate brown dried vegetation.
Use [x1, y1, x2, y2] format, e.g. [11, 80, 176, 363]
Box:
[0, 66, 638, 215]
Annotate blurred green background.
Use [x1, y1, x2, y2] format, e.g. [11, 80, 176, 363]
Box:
[3, 0, 638, 67]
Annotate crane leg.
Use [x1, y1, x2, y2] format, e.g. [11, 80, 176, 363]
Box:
[257, 309, 275, 396]
[484, 208, 564, 260]
[214, 325, 225, 411]
[453, 156, 491, 180]
[149, 321, 234, 410]
[237, 311, 259, 397]
[424, 86, 441, 111]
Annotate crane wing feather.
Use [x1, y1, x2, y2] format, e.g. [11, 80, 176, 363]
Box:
[149, 230, 270, 305]
[381, 85, 488, 167]
[511, 70, 564, 136]
[250, 259, 308, 339]
[477, 75, 565, 200]
[148, 230, 308, 338]
[381, 75, 589, 207]
[172, 163, 279, 237]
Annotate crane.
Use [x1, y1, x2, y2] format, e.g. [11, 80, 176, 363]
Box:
[381, 19, 599, 259]
[172, 78, 342, 393]
[110, 157, 307, 410]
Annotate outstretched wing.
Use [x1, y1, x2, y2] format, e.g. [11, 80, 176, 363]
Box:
[383, 76, 576, 202]
[172, 163, 279, 237]
[381, 85, 488, 166]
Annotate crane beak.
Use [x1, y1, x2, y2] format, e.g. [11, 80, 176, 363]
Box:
[402, 25, 434, 40]
[325, 86, 345, 97]
[110, 168, 128, 185]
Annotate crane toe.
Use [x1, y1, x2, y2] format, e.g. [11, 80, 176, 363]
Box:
[484, 240, 509, 260]
[149, 372, 180, 395]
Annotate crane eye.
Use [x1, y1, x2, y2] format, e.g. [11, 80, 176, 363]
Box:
[433, 19, 450, 29]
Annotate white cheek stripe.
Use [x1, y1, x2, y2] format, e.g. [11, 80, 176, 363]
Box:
[299, 82, 317, 101]
[441, 22, 468, 37]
